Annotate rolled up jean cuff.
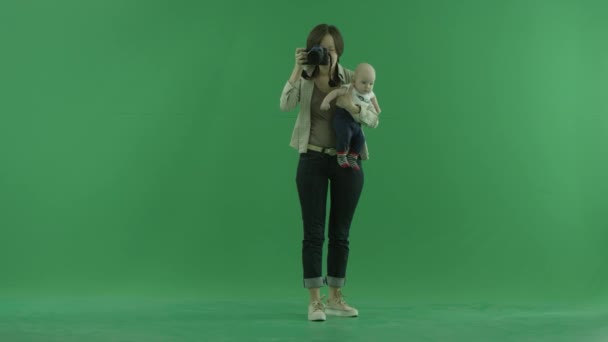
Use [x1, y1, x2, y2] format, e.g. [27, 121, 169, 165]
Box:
[326, 276, 345, 288]
[303, 277, 324, 288]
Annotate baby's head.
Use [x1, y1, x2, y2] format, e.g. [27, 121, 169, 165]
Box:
[352, 63, 376, 94]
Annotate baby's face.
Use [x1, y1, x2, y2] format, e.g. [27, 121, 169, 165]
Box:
[353, 69, 375, 94]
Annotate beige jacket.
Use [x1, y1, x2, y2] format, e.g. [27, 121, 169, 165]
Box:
[279, 64, 380, 160]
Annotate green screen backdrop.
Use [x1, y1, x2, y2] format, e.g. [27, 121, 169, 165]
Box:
[1, 0, 607, 307]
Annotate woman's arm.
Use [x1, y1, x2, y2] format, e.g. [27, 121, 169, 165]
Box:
[280, 48, 313, 112]
[280, 77, 301, 112]
[321, 86, 349, 110]
[336, 93, 379, 128]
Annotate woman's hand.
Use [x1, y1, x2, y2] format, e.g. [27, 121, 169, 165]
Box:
[336, 93, 359, 114]
[289, 48, 309, 85]
[295, 48, 307, 68]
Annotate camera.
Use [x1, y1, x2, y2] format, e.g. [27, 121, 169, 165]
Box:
[305, 45, 330, 65]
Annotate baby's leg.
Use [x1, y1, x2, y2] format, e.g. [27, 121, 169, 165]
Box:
[349, 125, 365, 156]
[333, 109, 353, 168]
[347, 125, 365, 171]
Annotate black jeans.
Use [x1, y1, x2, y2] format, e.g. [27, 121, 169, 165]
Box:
[296, 150, 364, 288]
[333, 107, 365, 155]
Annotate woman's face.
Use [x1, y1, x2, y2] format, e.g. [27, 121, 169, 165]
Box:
[319, 34, 339, 70]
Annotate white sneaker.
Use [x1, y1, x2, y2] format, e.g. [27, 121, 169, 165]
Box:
[308, 297, 326, 321]
[326, 294, 358, 317]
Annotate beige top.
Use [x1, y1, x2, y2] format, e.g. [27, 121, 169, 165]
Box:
[279, 64, 380, 160]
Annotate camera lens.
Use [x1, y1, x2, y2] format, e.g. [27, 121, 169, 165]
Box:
[308, 51, 321, 64]
[306, 45, 329, 65]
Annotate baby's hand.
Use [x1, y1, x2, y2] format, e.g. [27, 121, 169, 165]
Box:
[320, 101, 330, 110]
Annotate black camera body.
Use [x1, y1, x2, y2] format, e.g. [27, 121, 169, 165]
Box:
[305, 45, 330, 65]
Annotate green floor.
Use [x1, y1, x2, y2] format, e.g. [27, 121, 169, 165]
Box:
[2, 296, 607, 342]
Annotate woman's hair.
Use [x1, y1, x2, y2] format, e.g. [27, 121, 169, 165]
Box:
[302, 24, 344, 86]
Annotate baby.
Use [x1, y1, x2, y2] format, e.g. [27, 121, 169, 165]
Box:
[321, 63, 381, 170]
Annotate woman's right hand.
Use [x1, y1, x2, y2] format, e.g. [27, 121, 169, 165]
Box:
[295, 48, 307, 68]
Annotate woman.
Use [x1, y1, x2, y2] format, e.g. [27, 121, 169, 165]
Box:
[279, 24, 380, 321]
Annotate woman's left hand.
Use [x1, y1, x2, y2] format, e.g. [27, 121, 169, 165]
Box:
[336, 93, 357, 113]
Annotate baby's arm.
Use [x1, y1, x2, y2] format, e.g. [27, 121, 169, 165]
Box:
[321, 86, 350, 110]
[371, 96, 381, 114]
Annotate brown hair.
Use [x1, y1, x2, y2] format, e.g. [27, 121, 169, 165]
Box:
[302, 24, 344, 87]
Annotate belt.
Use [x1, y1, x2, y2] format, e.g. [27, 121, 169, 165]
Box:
[307, 143, 336, 156]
